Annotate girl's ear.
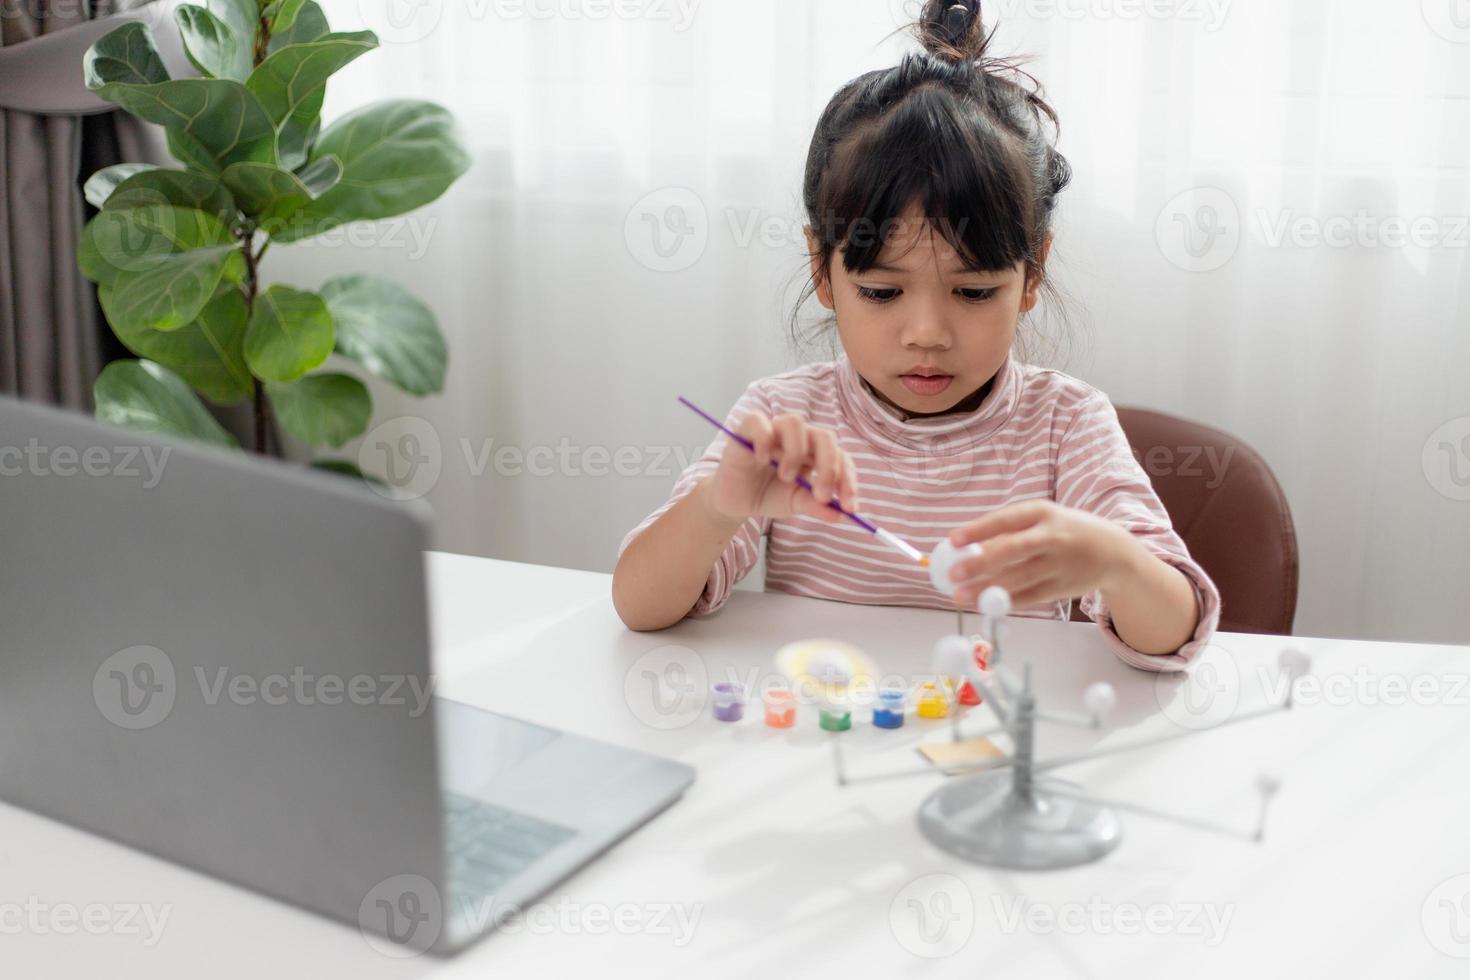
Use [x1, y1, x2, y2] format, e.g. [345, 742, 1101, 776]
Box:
[1019, 233, 1055, 313]
[805, 226, 836, 310]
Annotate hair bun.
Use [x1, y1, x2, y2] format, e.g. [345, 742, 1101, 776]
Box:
[943, 3, 971, 38]
[918, 0, 989, 63]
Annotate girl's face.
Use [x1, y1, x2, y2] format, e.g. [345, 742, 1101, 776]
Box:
[807, 204, 1051, 418]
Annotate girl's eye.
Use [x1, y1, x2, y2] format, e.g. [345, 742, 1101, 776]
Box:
[958, 287, 997, 302]
[855, 286, 997, 303]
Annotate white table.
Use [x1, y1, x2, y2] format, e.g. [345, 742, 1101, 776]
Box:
[5, 551, 1469, 978]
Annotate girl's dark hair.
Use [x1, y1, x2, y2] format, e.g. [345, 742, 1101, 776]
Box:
[791, 0, 1074, 364]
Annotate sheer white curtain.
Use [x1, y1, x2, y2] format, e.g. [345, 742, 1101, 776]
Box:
[272, 0, 1469, 645]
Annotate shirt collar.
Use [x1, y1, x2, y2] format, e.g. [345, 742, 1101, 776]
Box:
[835, 351, 1022, 455]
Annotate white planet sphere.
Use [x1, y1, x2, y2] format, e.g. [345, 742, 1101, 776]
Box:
[1083, 682, 1117, 718]
[932, 634, 974, 679]
[928, 540, 983, 595]
[978, 586, 1012, 618]
[808, 648, 853, 686]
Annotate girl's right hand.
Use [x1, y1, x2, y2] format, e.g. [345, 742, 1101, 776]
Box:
[705, 411, 860, 526]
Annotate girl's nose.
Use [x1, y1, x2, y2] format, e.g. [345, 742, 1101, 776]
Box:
[899, 297, 953, 349]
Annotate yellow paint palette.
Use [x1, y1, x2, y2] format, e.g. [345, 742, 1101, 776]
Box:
[774, 638, 879, 702]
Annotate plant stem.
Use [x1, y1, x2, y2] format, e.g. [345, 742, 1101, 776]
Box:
[241, 229, 268, 455]
[255, 7, 271, 64]
[247, 10, 274, 453]
[253, 381, 269, 455]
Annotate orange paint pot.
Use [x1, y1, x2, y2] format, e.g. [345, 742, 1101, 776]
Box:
[762, 687, 796, 728]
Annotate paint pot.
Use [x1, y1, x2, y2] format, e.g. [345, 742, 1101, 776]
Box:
[762, 686, 796, 728]
[916, 681, 951, 719]
[818, 695, 851, 732]
[710, 682, 745, 723]
[873, 687, 906, 729]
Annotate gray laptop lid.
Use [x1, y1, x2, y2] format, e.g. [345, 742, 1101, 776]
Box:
[0, 395, 447, 927]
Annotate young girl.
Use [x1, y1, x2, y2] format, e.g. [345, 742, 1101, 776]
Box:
[612, 0, 1220, 672]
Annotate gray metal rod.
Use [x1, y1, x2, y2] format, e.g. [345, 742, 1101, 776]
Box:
[1046, 788, 1264, 843]
[832, 749, 1016, 786]
[1033, 702, 1290, 776]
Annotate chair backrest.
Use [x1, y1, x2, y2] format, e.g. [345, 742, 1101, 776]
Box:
[1070, 407, 1299, 635]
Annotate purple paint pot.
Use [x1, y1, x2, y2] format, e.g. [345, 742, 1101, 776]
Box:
[710, 682, 746, 722]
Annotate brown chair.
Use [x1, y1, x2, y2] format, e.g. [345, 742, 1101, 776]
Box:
[1070, 407, 1299, 635]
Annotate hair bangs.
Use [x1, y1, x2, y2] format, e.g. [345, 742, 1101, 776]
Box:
[813, 82, 1038, 278]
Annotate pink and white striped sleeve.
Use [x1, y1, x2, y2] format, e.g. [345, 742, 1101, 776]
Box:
[1054, 391, 1222, 672]
[616, 381, 773, 619]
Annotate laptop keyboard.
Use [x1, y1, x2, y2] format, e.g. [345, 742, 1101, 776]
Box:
[443, 792, 577, 901]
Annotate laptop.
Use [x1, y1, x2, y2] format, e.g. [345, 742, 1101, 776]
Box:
[0, 394, 695, 956]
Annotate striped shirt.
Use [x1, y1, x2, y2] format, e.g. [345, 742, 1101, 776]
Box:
[619, 351, 1221, 672]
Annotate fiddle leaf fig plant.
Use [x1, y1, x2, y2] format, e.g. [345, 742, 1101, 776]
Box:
[77, 0, 469, 471]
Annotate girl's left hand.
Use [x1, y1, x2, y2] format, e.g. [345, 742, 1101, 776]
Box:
[944, 500, 1137, 610]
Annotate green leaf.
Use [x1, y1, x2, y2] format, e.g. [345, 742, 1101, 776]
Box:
[277, 113, 320, 172]
[293, 154, 342, 195]
[174, 4, 251, 82]
[94, 359, 239, 449]
[205, 0, 259, 56]
[243, 284, 334, 382]
[321, 274, 446, 395]
[265, 0, 309, 33]
[167, 127, 223, 174]
[83, 164, 158, 209]
[273, 100, 471, 243]
[85, 23, 275, 171]
[103, 169, 237, 224]
[220, 155, 340, 220]
[311, 458, 379, 482]
[99, 246, 244, 335]
[78, 204, 239, 288]
[79, 206, 244, 335]
[103, 284, 253, 405]
[81, 21, 169, 86]
[267, 0, 328, 54]
[262, 2, 332, 168]
[267, 373, 372, 448]
[247, 31, 376, 163]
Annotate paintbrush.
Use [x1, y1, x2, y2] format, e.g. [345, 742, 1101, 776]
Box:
[677, 395, 928, 567]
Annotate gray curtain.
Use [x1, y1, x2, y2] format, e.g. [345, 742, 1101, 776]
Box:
[0, 0, 266, 448]
[1, 0, 161, 409]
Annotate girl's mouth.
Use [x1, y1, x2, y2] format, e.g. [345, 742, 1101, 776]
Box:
[900, 373, 953, 396]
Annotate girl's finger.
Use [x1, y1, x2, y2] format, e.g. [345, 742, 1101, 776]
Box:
[791, 480, 844, 523]
[739, 411, 774, 465]
[838, 450, 860, 512]
[808, 429, 838, 502]
[949, 499, 1051, 548]
[957, 557, 1054, 607]
[950, 528, 1050, 582]
[1003, 579, 1065, 612]
[774, 415, 807, 481]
